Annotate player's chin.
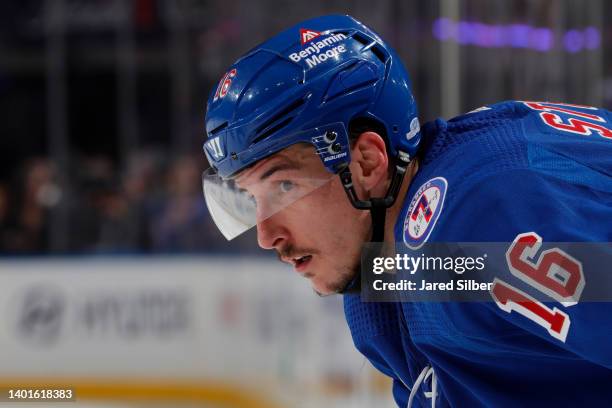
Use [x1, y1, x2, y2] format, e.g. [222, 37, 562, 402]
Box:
[310, 274, 350, 297]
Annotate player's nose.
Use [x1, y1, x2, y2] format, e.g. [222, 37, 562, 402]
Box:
[256, 215, 289, 250]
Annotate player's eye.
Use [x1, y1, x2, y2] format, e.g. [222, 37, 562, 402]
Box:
[279, 180, 294, 193]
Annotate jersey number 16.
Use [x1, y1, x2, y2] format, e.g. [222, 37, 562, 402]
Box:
[490, 232, 585, 342]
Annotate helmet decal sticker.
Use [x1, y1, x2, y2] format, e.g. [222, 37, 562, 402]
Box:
[300, 28, 322, 45]
[213, 68, 237, 102]
[205, 137, 225, 161]
[406, 117, 420, 140]
[288, 32, 348, 69]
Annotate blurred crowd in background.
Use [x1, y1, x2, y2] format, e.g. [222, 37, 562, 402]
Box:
[0, 151, 251, 254]
[0, 0, 609, 255]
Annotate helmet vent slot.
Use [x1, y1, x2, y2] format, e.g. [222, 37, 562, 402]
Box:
[352, 32, 371, 47]
[370, 46, 387, 63]
[327, 78, 379, 103]
[351, 32, 387, 64]
[252, 117, 293, 144]
[252, 97, 306, 143]
[209, 121, 228, 135]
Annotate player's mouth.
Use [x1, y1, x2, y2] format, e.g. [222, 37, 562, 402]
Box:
[286, 255, 313, 274]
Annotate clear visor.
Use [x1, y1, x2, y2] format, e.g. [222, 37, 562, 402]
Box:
[203, 148, 335, 240]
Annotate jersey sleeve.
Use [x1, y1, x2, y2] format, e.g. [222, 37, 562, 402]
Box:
[437, 167, 612, 368]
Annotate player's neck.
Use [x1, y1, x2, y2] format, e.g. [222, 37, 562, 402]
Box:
[384, 158, 419, 244]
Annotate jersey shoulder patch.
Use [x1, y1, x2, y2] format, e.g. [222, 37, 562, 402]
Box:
[403, 176, 448, 249]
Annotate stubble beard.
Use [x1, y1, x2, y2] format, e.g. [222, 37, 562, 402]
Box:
[276, 244, 359, 296]
[313, 257, 360, 297]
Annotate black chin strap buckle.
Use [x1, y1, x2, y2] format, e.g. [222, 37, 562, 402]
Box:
[369, 200, 387, 242]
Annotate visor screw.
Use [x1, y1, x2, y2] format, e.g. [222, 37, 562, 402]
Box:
[324, 131, 337, 143]
[331, 142, 342, 153]
[231, 152, 238, 160]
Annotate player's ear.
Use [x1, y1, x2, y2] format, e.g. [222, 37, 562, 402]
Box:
[349, 131, 389, 196]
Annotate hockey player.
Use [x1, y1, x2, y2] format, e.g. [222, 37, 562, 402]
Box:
[202, 15, 612, 407]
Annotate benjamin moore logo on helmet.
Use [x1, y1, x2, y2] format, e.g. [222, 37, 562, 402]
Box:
[300, 28, 321, 45]
[289, 31, 347, 69]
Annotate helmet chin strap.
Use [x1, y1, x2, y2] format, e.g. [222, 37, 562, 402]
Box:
[337, 150, 411, 294]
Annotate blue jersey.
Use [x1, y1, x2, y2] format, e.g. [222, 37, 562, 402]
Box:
[344, 101, 612, 407]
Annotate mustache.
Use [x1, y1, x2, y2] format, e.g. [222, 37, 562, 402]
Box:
[276, 245, 318, 260]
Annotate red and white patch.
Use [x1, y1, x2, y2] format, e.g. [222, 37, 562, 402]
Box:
[300, 28, 321, 45]
[403, 177, 447, 249]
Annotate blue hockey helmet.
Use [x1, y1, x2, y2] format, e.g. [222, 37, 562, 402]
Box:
[203, 14, 420, 240]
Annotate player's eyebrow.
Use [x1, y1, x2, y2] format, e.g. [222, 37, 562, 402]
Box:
[260, 162, 301, 181]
